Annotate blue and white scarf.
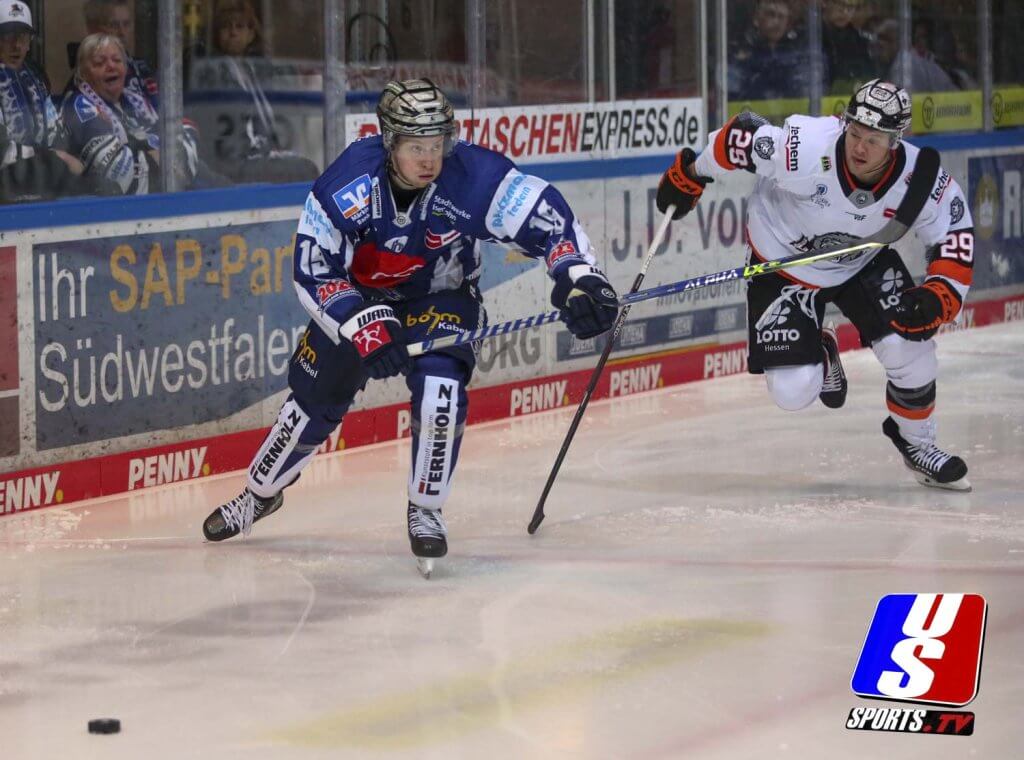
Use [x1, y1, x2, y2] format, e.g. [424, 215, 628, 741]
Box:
[0, 63, 60, 147]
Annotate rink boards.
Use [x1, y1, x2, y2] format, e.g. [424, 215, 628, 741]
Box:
[1, 115, 1023, 513]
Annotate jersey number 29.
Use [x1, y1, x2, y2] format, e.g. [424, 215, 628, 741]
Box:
[727, 129, 753, 169]
[939, 231, 974, 264]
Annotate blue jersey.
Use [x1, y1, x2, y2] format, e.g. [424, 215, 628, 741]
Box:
[293, 136, 596, 340]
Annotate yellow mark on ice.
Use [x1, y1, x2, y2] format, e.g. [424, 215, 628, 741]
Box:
[271, 617, 769, 749]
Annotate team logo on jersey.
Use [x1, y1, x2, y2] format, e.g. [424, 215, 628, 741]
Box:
[384, 235, 409, 251]
[425, 229, 461, 250]
[74, 96, 99, 124]
[790, 231, 860, 259]
[332, 173, 372, 220]
[851, 593, 987, 707]
[950, 196, 965, 225]
[754, 136, 775, 160]
[813, 183, 830, 208]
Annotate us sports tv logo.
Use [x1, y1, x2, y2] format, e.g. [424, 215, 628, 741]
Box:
[848, 593, 986, 736]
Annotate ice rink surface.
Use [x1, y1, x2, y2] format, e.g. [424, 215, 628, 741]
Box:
[2, 320, 1022, 759]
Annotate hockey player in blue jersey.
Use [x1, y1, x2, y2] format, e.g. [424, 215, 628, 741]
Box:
[202, 79, 619, 575]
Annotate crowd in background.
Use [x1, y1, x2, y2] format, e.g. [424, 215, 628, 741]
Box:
[0, 0, 316, 205]
[727, 0, 981, 101]
[0, 0, 1017, 206]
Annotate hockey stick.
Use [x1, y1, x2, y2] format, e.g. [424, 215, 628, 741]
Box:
[407, 237, 881, 357]
[407, 208, 675, 360]
[408, 149, 941, 359]
[527, 206, 676, 533]
[525, 145, 940, 534]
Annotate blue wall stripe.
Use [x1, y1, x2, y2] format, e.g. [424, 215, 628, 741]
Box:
[2, 127, 1021, 232]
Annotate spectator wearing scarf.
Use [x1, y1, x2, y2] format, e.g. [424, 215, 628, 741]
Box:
[76, 0, 159, 111]
[62, 33, 203, 195]
[0, 0, 93, 202]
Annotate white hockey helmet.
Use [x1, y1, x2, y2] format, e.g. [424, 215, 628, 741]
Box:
[844, 79, 912, 143]
[376, 78, 458, 155]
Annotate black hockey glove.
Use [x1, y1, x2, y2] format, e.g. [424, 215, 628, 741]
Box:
[339, 304, 412, 378]
[551, 265, 620, 340]
[889, 279, 962, 342]
[656, 147, 713, 220]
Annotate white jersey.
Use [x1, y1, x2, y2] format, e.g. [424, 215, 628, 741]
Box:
[693, 114, 974, 304]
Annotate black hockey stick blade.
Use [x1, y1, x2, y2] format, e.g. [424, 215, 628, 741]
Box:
[882, 146, 941, 240]
[527, 304, 626, 535]
[528, 208, 675, 535]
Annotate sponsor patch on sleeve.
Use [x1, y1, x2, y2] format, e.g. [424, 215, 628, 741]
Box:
[486, 170, 548, 239]
[546, 240, 583, 270]
[332, 173, 373, 221]
[315, 278, 360, 310]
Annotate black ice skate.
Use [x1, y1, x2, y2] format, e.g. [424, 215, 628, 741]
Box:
[407, 503, 447, 579]
[819, 322, 847, 409]
[882, 417, 971, 492]
[203, 488, 284, 541]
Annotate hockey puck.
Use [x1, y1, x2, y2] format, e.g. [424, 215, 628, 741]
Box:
[88, 718, 121, 734]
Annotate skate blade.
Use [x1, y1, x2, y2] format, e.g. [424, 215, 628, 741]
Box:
[913, 471, 972, 492]
[417, 557, 435, 579]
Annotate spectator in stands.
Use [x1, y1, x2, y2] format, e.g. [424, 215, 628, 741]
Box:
[201, 0, 317, 183]
[0, 0, 99, 202]
[821, 0, 874, 92]
[77, 0, 158, 110]
[62, 34, 210, 194]
[869, 17, 956, 94]
[210, 0, 272, 161]
[728, 0, 817, 101]
[925, 18, 978, 90]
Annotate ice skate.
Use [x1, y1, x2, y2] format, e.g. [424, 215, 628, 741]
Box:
[408, 503, 447, 579]
[882, 416, 971, 491]
[819, 322, 847, 409]
[203, 488, 284, 541]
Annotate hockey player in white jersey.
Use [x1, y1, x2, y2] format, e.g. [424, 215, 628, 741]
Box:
[201, 79, 619, 576]
[656, 80, 972, 490]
